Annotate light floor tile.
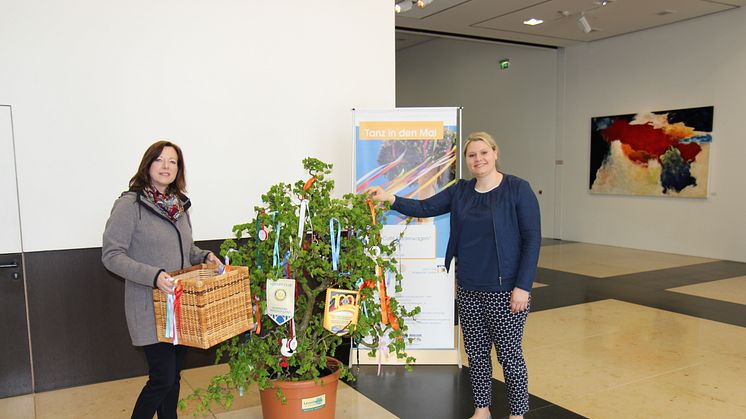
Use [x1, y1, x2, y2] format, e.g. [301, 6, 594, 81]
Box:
[28, 374, 207, 419]
[668, 275, 746, 305]
[515, 300, 746, 414]
[538, 243, 715, 277]
[334, 382, 398, 419]
[214, 405, 262, 418]
[181, 363, 261, 415]
[457, 299, 746, 415]
[210, 382, 397, 419]
[33, 376, 146, 419]
[563, 353, 746, 418]
[0, 394, 34, 419]
[19, 363, 395, 419]
[182, 364, 396, 418]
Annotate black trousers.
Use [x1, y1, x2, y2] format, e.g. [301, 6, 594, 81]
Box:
[457, 286, 530, 416]
[131, 343, 186, 419]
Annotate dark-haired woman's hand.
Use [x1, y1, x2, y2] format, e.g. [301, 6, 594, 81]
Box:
[205, 252, 223, 267]
[156, 271, 175, 295]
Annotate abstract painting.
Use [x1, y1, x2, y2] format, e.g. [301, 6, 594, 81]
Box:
[589, 106, 713, 197]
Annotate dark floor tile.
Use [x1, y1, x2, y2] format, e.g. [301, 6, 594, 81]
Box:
[522, 404, 588, 419]
[531, 284, 607, 312]
[535, 268, 595, 286]
[608, 261, 746, 290]
[540, 238, 574, 247]
[348, 365, 582, 419]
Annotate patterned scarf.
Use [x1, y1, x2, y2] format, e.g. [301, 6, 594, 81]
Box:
[143, 185, 183, 221]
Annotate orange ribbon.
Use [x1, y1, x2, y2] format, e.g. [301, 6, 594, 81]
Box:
[254, 295, 262, 335]
[358, 280, 376, 293]
[366, 199, 377, 226]
[377, 266, 399, 331]
[365, 199, 399, 331]
[303, 176, 316, 196]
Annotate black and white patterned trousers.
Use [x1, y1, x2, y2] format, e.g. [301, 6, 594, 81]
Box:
[457, 285, 530, 416]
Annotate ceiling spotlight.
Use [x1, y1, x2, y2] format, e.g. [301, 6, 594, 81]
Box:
[577, 14, 592, 33]
[417, 0, 434, 8]
[523, 18, 544, 26]
[395, 1, 413, 13]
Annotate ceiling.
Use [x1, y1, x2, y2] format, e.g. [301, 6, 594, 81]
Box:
[395, 0, 745, 49]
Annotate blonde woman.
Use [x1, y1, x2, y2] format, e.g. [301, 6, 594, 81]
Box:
[368, 132, 540, 419]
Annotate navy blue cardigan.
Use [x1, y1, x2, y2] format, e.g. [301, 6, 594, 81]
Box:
[391, 175, 541, 292]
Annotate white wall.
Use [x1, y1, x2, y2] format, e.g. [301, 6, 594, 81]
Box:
[0, 106, 22, 254]
[560, 7, 746, 262]
[0, 0, 394, 252]
[396, 38, 560, 237]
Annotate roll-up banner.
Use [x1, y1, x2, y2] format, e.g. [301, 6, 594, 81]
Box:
[353, 107, 462, 364]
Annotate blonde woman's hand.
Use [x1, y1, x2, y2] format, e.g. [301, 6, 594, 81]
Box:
[367, 186, 395, 204]
[156, 271, 175, 295]
[510, 288, 530, 313]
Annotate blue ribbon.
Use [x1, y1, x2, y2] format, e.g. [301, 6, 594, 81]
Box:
[273, 221, 282, 275]
[165, 293, 174, 338]
[329, 217, 341, 271]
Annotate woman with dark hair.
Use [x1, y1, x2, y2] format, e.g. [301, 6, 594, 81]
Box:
[368, 132, 541, 419]
[102, 140, 221, 419]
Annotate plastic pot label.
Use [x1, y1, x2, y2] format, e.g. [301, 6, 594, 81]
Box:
[301, 394, 326, 412]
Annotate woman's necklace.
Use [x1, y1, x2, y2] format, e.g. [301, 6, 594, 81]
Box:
[475, 172, 503, 192]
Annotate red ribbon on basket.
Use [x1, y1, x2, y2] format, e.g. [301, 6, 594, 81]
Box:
[172, 281, 183, 344]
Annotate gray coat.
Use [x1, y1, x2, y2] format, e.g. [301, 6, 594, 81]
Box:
[102, 190, 210, 346]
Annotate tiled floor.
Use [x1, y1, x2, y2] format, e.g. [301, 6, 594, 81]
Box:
[2, 241, 746, 418]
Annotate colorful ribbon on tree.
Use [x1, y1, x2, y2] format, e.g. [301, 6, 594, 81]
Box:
[329, 217, 341, 271]
[365, 199, 399, 332]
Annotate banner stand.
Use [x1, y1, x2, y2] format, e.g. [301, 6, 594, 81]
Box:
[351, 107, 463, 368]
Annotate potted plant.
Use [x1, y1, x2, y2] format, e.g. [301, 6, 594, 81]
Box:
[183, 158, 418, 418]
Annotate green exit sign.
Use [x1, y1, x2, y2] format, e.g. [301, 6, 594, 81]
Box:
[499, 59, 510, 70]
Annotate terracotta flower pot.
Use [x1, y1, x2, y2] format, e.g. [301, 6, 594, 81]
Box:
[259, 358, 342, 419]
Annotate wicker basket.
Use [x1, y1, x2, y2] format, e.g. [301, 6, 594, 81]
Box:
[153, 264, 253, 349]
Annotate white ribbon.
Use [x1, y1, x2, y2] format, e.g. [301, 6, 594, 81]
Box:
[165, 293, 179, 345]
[377, 335, 389, 376]
[297, 199, 308, 246]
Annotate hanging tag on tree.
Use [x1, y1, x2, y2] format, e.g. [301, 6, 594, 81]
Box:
[323, 288, 360, 336]
[256, 216, 268, 242]
[266, 278, 295, 326]
[280, 318, 298, 357]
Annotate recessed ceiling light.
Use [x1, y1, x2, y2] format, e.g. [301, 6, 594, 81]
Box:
[523, 18, 544, 26]
[395, 1, 413, 13]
